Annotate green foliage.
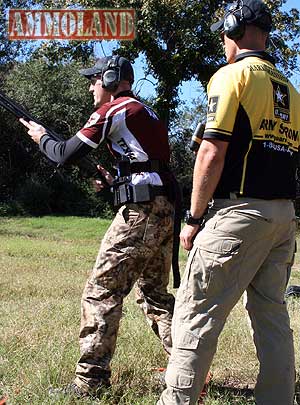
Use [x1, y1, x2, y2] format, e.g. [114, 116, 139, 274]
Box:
[4, 58, 93, 135]
[115, 0, 299, 125]
[266, 0, 300, 71]
[0, 201, 25, 216]
[0, 0, 30, 66]
[25, 0, 300, 126]
[15, 174, 53, 216]
[0, 57, 114, 217]
[169, 97, 207, 210]
[0, 173, 114, 217]
[88, 0, 224, 125]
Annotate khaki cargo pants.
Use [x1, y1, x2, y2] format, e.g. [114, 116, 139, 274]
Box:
[74, 196, 175, 389]
[158, 198, 296, 405]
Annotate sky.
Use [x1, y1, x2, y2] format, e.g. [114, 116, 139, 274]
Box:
[94, 0, 299, 104]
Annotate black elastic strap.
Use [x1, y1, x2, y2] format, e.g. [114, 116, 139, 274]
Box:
[169, 174, 182, 288]
[150, 185, 167, 198]
[130, 160, 169, 173]
[117, 159, 169, 177]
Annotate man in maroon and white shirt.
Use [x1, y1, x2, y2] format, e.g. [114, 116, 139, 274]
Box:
[21, 56, 176, 398]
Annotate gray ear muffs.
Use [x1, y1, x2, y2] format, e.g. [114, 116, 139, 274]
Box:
[223, 0, 245, 40]
[102, 56, 120, 92]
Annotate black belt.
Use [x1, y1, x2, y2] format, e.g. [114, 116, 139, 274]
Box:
[214, 192, 244, 199]
[214, 192, 293, 200]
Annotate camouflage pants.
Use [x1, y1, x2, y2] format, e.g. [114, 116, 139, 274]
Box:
[74, 196, 175, 390]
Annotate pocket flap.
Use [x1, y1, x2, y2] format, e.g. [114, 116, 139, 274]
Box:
[175, 327, 199, 350]
[166, 366, 195, 389]
[196, 230, 241, 254]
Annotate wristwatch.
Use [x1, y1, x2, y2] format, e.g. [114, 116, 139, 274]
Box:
[184, 210, 204, 226]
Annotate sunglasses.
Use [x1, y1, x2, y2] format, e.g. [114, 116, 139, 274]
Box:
[90, 76, 102, 85]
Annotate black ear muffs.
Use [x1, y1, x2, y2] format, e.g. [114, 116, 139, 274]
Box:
[102, 56, 121, 92]
[223, 0, 245, 40]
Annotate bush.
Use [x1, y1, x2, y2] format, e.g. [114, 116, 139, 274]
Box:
[4, 173, 114, 218]
[48, 174, 113, 217]
[0, 201, 24, 216]
[15, 175, 53, 216]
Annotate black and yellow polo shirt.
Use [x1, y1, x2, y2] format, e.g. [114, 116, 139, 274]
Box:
[204, 51, 300, 199]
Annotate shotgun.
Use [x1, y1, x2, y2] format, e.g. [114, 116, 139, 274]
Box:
[0, 89, 107, 181]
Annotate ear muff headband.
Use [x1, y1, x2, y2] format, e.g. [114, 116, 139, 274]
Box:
[102, 56, 121, 92]
[223, 0, 245, 40]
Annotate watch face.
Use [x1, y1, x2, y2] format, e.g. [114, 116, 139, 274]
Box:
[184, 210, 191, 223]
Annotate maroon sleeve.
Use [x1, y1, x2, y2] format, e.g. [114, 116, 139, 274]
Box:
[75, 105, 112, 149]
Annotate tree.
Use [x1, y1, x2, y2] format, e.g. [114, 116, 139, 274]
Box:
[168, 96, 207, 209]
[0, 0, 37, 68]
[0, 57, 113, 215]
[4, 0, 299, 125]
[109, 0, 299, 126]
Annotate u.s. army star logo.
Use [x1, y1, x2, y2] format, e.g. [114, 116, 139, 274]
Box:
[275, 86, 286, 106]
[207, 96, 219, 122]
[271, 79, 290, 122]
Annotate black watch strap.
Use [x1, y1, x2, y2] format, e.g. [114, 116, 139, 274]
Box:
[184, 210, 204, 225]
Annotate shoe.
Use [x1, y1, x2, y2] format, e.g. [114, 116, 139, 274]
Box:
[49, 383, 90, 398]
[49, 381, 110, 399]
[286, 285, 300, 298]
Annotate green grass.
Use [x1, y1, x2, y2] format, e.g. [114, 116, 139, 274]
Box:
[0, 216, 299, 404]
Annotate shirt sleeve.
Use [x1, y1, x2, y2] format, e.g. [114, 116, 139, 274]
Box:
[76, 107, 112, 148]
[203, 66, 241, 142]
[39, 134, 93, 165]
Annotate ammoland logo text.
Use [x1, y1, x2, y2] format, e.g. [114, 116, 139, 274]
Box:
[8, 9, 135, 40]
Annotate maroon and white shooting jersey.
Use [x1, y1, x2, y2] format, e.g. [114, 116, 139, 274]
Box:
[76, 92, 170, 186]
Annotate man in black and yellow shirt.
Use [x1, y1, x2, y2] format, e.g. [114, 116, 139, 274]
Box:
[158, 1, 300, 404]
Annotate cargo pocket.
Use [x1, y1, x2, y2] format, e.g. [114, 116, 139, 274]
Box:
[121, 205, 141, 229]
[196, 229, 241, 258]
[165, 365, 195, 390]
[192, 230, 242, 298]
[177, 248, 198, 302]
[117, 206, 150, 258]
[175, 326, 200, 350]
